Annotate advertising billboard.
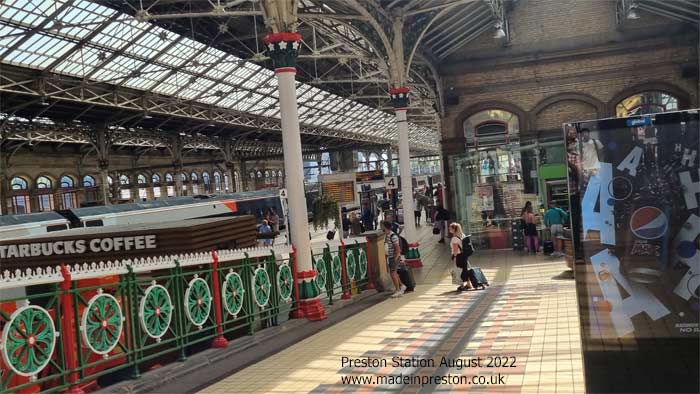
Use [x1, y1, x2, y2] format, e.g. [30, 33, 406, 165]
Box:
[565, 109, 699, 392]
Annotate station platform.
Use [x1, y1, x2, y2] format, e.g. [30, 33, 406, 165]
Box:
[199, 226, 585, 393]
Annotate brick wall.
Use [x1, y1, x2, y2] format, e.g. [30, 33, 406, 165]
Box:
[535, 100, 599, 131]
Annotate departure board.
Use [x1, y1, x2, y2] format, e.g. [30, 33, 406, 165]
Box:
[322, 181, 355, 203]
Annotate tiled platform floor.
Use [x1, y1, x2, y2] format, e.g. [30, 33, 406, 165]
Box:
[201, 226, 585, 393]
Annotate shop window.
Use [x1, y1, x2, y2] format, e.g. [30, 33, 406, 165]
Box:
[59, 175, 78, 209]
[36, 176, 55, 211]
[616, 92, 679, 118]
[10, 176, 31, 214]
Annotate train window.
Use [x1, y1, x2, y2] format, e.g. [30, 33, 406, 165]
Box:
[85, 220, 104, 227]
[47, 224, 68, 232]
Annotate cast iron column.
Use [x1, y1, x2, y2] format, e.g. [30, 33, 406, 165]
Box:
[390, 87, 416, 242]
[265, 32, 325, 320]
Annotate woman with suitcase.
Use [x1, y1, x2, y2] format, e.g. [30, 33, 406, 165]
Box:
[449, 223, 472, 292]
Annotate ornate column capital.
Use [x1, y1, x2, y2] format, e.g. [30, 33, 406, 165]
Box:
[264, 32, 302, 71]
[389, 87, 410, 110]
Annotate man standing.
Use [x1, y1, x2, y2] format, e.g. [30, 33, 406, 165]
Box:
[382, 220, 406, 298]
[434, 204, 449, 243]
[544, 201, 568, 257]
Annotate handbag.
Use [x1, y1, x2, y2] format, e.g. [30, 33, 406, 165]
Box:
[326, 230, 336, 240]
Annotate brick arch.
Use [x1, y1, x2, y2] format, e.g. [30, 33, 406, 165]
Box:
[530, 93, 606, 129]
[531, 94, 604, 132]
[608, 81, 692, 116]
[454, 100, 530, 137]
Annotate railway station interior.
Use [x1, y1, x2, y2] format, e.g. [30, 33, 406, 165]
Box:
[0, 1, 699, 393]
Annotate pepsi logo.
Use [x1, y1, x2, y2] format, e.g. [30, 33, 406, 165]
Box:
[630, 207, 668, 240]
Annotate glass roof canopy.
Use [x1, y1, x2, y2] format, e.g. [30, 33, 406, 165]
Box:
[0, 0, 440, 151]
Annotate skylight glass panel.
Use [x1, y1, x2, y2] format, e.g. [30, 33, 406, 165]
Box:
[54, 45, 101, 77]
[92, 55, 145, 82]
[178, 77, 216, 100]
[0, 25, 25, 50]
[5, 33, 73, 69]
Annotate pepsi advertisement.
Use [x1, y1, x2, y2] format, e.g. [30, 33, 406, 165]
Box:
[565, 110, 700, 341]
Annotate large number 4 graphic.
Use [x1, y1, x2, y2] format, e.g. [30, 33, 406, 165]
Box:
[582, 163, 616, 246]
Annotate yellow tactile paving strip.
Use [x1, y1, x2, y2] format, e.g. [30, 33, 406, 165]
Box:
[201, 227, 585, 394]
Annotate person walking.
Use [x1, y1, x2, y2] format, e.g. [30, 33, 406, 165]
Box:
[544, 201, 568, 257]
[269, 208, 280, 233]
[522, 203, 539, 254]
[414, 193, 422, 226]
[435, 204, 449, 243]
[382, 220, 406, 298]
[449, 222, 472, 292]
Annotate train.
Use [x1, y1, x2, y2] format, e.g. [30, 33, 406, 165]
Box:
[0, 190, 284, 240]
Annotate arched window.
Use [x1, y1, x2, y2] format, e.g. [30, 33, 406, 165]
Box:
[165, 173, 175, 197]
[152, 173, 162, 199]
[137, 174, 147, 185]
[60, 176, 74, 188]
[191, 172, 200, 194]
[202, 171, 210, 193]
[226, 173, 232, 192]
[180, 173, 188, 194]
[249, 171, 255, 180]
[83, 175, 96, 187]
[135, 174, 147, 200]
[107, 175, 113, 185]
[35, 176, 55, 211]
[463, 109, 519, 147]
[256, 171, 262, 178]
[10, 176, 31, 214]
[233, 171, 240, 192]
[11, 176, 28, 190]
[59, 175, 77, 209]
[616, 91, 679, 118]
[117, 175, 131, 200]
[264, 170, 271, 186]
[213, 171, 222, 192]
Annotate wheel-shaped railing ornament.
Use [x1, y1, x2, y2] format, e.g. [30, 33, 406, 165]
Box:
[139, 282, 173, 342]
[277, 263, 293, 302]
[345, 250, 356, 280]
[331, 254, 342, 285]
[1, 304, 58, 378]
[252, 267, 271, 307]
[223, 270, 245, 317]
[358, 249, 368, 279]
[184, 276, 212, 329]
[81, 290, 124, 357]
[313, 256, 327, 291]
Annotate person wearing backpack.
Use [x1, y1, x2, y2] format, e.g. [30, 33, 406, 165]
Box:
[382, 220, 407, 297]
[449, 223, 473, 291]
[544, 201, 569, 257]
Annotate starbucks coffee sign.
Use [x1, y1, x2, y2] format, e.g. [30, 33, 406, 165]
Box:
[0, 235, 157, 259]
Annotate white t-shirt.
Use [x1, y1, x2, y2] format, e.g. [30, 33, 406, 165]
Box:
[581, 138, 603, 171]
[450, 234, 463, 257]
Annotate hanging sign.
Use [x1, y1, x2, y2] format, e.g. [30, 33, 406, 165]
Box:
[385, 176, 398, 190]
[356, 170, 384, 182]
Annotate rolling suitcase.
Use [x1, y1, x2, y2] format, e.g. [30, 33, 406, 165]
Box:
[467, 267, 489, 289]
[543, 241, 554, 255]
[397, 264, 415, 292]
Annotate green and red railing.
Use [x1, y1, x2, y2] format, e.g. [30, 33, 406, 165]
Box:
[0, 240, 373, 393]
